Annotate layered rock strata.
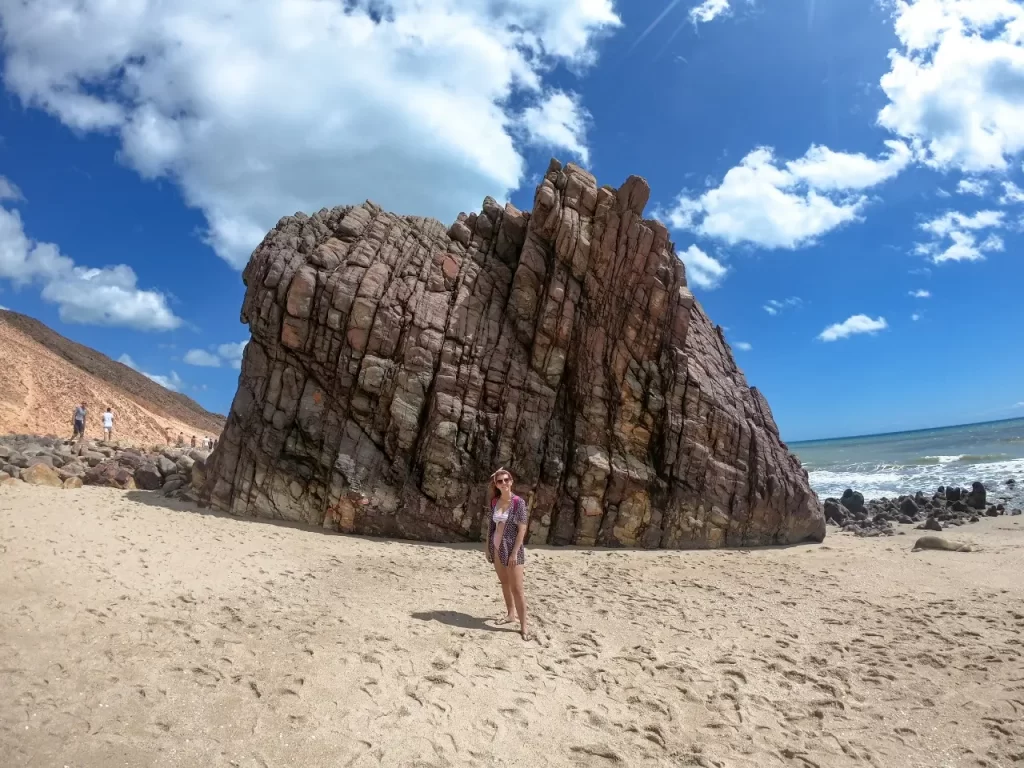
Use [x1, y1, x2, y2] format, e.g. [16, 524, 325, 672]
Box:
[201, 160, 825, 548]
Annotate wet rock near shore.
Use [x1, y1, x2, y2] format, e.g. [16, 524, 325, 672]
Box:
[824, 483, 1022, 537]
[0, 434, 208, 502]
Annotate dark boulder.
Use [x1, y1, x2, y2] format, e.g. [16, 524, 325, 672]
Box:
[923, 517, 943, 531]
[899, 497, 918, 517]
[965, 481, 986, 510]
[134, 464, 163, 491]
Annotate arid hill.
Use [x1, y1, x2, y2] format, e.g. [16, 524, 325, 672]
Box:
[0, 310, 225, 444]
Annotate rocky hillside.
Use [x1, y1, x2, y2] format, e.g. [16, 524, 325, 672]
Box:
[0, 310, 224, 444]
[201, 159, 825, 549]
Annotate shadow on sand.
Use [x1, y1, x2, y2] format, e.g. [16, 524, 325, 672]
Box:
[122, 490, 823, 554]
[410, 610, 518, 633]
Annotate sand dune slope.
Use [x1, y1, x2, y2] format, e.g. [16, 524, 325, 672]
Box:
[1, 485, 1022, 767]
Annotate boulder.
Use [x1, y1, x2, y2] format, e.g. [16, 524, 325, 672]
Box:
[57, 462, 87, 480]
[81, 451, 105, 467]
[84, 461, 137, 490]
[26, 455, 55, 469]
[175, 455, 195, 474]
[0, 477, 20, 487]
[190, 458, 207, 489]
[188, 449, 210, 463]
[945, 486, 962, 502]
[2, 464, 19, 479]
[21, 462, 63, 487]
[156, 456, 178, 476]
[965, 481, 986, 510]
[63, 476, 83, 489]
[161, 478, 184, 495]
[198, 161, 826, 548]
[840, 489, 865, 516]
[117, 451, 145, 471]
[923, 517, 943, 531]
[899, 497, 918, 517]
[134, 464, 163, 491]
[0, 445, 9, 460]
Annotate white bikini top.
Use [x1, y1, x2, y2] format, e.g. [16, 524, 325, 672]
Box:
[492, 499, 511, 523]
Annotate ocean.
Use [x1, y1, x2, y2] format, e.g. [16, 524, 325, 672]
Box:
[791, 418, 1024, 501]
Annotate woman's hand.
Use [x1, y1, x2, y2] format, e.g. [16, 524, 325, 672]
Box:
[507, 547, 519, 565]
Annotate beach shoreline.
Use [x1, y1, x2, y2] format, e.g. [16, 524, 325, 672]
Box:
[3, 483, 1023, 767]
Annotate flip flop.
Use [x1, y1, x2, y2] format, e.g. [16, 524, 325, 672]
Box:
[521, 629, 534, 641]
[494, 615, 517, 625]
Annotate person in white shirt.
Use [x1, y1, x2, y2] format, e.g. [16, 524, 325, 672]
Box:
[102, 407, 114, 441]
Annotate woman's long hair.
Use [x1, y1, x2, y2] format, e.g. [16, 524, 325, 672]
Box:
[489, 467, 513, 505]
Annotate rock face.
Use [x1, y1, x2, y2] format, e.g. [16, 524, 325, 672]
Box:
[201, 160, 825, 548]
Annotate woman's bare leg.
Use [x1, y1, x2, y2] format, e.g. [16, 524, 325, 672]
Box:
[509, 563, 528, 638]
[493, 559, 516, 621]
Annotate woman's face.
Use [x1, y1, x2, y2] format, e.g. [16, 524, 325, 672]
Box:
[494, 472, 513, 492]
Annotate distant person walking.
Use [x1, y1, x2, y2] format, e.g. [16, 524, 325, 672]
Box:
[485, 467, 531, 641]
[177, 432, 184, 447]
[72, 402, 87, 440]
[190, 435, 197, 448]
[102, 407, 114, 441]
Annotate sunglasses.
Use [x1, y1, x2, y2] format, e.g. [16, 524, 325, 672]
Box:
[495, 476, 512, 484]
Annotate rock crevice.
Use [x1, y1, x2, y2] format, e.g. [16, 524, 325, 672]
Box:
[201, 160, 825, 548]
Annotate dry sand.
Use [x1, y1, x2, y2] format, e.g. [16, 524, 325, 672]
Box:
[1, 484, 1022, 768]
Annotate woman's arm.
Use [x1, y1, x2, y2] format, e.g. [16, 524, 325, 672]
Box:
[509, 498, 528, 561]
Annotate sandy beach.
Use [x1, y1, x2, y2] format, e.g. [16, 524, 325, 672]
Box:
[1, 484, 1022, 768]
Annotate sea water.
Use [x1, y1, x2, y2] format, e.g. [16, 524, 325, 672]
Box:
[791, 418, 1024, 500]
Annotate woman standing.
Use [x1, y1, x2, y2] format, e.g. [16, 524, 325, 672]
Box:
[486, 468, 531, 641]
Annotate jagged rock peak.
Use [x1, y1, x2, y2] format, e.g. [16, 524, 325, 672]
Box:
[201, 159, 825, 548]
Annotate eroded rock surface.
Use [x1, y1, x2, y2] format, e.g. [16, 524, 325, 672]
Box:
[201, 161, 825, 548]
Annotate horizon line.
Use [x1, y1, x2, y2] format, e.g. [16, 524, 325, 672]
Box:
[788, 415, 1023, 446]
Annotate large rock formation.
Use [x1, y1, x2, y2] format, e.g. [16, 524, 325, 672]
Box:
[201, 160, 825, 548]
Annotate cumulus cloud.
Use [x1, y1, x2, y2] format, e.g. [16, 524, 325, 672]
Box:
[911, 312, 921, 321]
[818, 314, 888, 342]
[690, 0, 732, 24]
[915, 209, 1004, 263]
[956, 178, 988, 196]
[0, 206, 182, 330]
[118, 353, 184, 391]
[0, 0, 620, 269]
[909, 288, 931, 297]
[0, 176, 23, 202]
[183, 340, 249, 369]
[183, 349, 222, 368]
[519, 91, 591, 165]
[999, 180, 1024, 204]
[680, 245, 728, 289]
[733, 341, 752, 351]
[763, 297, 802, 315]
[661, 142, 910, 249]
[879, 0, 1024, 172]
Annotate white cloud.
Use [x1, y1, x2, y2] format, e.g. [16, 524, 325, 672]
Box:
[0, 206, 182, 330]
[763, 297, 802, 315]
[733, 341, 752, 351]
[999, 180, 1024, 204]
[909, 288, 931, 297]
[0, 1, 619, 269]
[818, 314, 888, 342]
[915, 209, 1005, 263]
[680, 245, 728, 289]
[519, 91, 591, 165]
[183, 349, 222, 367]
[0, 175, 23, 201]
[1014, 401, 1024, 408]
[216, 341, 248, 369]
[878, 0, 1024, 172]
[956, 178, 988, 196]
[118, 353, 183, 392]
[661, 142, 910, 249]
[183, 339, 248, 369]
[690, 0, 731, 24]
[911, 312, 921, 321]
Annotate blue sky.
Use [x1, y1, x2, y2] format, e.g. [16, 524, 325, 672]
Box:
[0, 0, 1022, 441]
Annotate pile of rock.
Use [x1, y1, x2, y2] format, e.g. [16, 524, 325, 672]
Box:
[0, 434, 208, 500]
[824, 483, 1022, 537]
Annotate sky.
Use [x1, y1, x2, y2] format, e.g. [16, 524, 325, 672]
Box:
[0, 0, 1022, 442]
